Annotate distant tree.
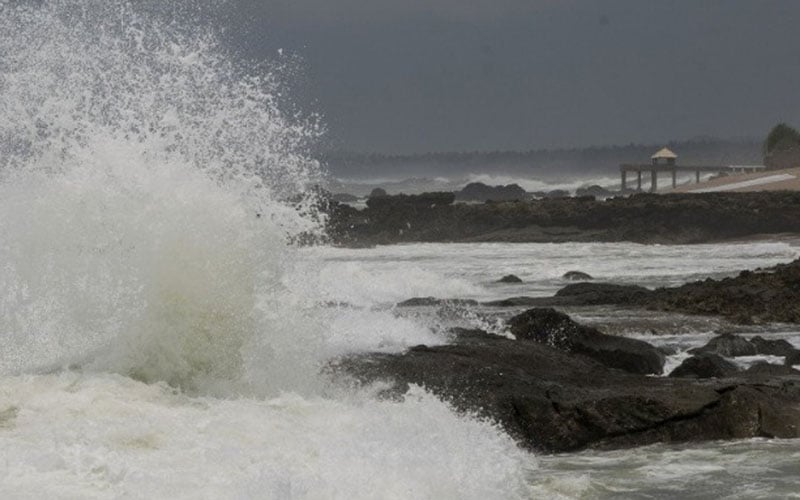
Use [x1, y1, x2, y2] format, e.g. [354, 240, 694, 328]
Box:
[763, 123, 800, 155]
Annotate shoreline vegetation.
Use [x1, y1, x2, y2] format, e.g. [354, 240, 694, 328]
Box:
[322, 191, 800, 247]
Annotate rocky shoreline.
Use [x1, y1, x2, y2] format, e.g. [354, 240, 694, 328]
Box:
[331, 257, 800, 453]
[322, 191, 800, 246]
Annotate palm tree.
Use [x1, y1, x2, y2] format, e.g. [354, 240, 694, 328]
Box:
[763, 123, 800, 156]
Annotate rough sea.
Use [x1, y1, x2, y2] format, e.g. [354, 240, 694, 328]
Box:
[1, 2, 799, 498]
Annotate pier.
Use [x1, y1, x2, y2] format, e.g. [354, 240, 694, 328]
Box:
[620, 147, 764, 192]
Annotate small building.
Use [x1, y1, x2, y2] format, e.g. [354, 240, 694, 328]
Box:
[651, 147, 677, 166]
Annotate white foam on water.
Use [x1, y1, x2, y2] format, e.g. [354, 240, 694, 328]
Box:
[0, 2, 534, 497]
[0, 374, 532, 499]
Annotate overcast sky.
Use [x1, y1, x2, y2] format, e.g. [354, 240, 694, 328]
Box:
[222, 0, 800, 153]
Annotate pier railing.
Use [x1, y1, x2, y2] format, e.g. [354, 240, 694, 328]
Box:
[619, 164, 764, 192]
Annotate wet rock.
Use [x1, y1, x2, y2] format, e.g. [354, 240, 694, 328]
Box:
[575, 185, 613, 199]
[334, 330, 800, 452]
[506, 308, 665, 375]
[562, 270, 593, 281]
[689, 333, 757, 357]
[456, 182, 527, 202]
[543, 189, 570, 198]
[785, 350, 800, 366]
[326, 191, 800, 247]
[644, 259, 800, 324]
[749, 336, 797, 357]
[554, 282, 651, 305]
[396, 297, 478, 308]
[482, 296, 556, 307]
[368, 187, 387, 198]
[366, 191, 455, 210]
[669, 353, 740, 379]
[745, 362, 800, 377]
[497, 274, 523, 283]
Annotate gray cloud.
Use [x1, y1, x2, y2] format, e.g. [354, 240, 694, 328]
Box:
[221, 0, 800, 153]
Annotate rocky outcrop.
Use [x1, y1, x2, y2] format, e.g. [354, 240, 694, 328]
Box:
[396, 297, 478, 308]
[669, 353, 740, 379]
[455, 182, 527, 202]
[746, 362, 800, 377]
[554, 282, 651, 305]
[325, 191, 800, 246]
[484, 259, 800, 325]
[563, 271, 593, 281]
[507, 308, 665, 375]
[497, 274, 523, 283]
[644, 263, 800, 324]
[333, 328, 800, 453]
[575, 185, 613, 199]
[689, 333, 758, 357]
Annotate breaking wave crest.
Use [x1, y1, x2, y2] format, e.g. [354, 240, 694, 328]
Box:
[0, 0, 329, 394]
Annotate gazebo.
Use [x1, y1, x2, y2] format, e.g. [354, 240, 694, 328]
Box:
[651, 147, 677, 166]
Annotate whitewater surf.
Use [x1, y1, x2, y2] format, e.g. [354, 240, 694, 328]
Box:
[0, 2, 532, 497]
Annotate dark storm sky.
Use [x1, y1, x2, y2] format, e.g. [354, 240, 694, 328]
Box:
[224, 0, 800, 153]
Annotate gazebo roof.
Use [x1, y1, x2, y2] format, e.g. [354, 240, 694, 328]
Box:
[651, 147, 678, 160]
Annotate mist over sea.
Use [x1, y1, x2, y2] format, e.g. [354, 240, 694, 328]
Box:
[1, 2, 799, 498]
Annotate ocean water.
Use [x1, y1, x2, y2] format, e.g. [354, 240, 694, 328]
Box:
[1, 2, 799, 499]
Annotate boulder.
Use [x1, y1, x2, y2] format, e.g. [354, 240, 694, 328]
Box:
[497, 274, 523, 283]
[562, 271, 593, 281]
[575, 185, 613, 199]
[749, 336, 797, 357]
[369, 187, 387, 198]
[554, 282, 651, 305]
[669, 353, 740, 379]
[506, 308, 665, 375]
[785, 350, 800, 366]
[689, 333, 757, 357]
[456, 182, 527, 202]
[543, 189, 570, 198]
[745, 362, 800, 377]
[334, 330, 800, 452]
[396, 297, 478, 308]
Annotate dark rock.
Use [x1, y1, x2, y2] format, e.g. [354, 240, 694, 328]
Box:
[482, 296, 558, 307]
[365, 191, 455, 210]
[785, 350, 800, 366]
[575, 185, 613, 199]
[554, 282, 651, 305]
[644, 259, 800, 324]
[543, 189, 570, 198]
[507, 308, 665, 375]
[497, 274, 523, 283]
[669, 353, 740, 379]
[745, 362, 800, 377]
[326, 191, 800, 248]
[333, 331, 800, 452]
[396, 297, 478, 308]
[689, 333, 758, 357]
[369, 188, 387, 198]
[456, 182, 527, 202]
[750, 336, 797, 357]
[562, 270, 593, 281]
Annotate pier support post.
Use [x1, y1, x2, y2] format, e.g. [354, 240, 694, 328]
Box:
[696, 170, 700, 183]
[621, 170, 627, 191]
[672, 169, 677, 188]
[637, 171, 642, 191]
[651, 170, 657, 192]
